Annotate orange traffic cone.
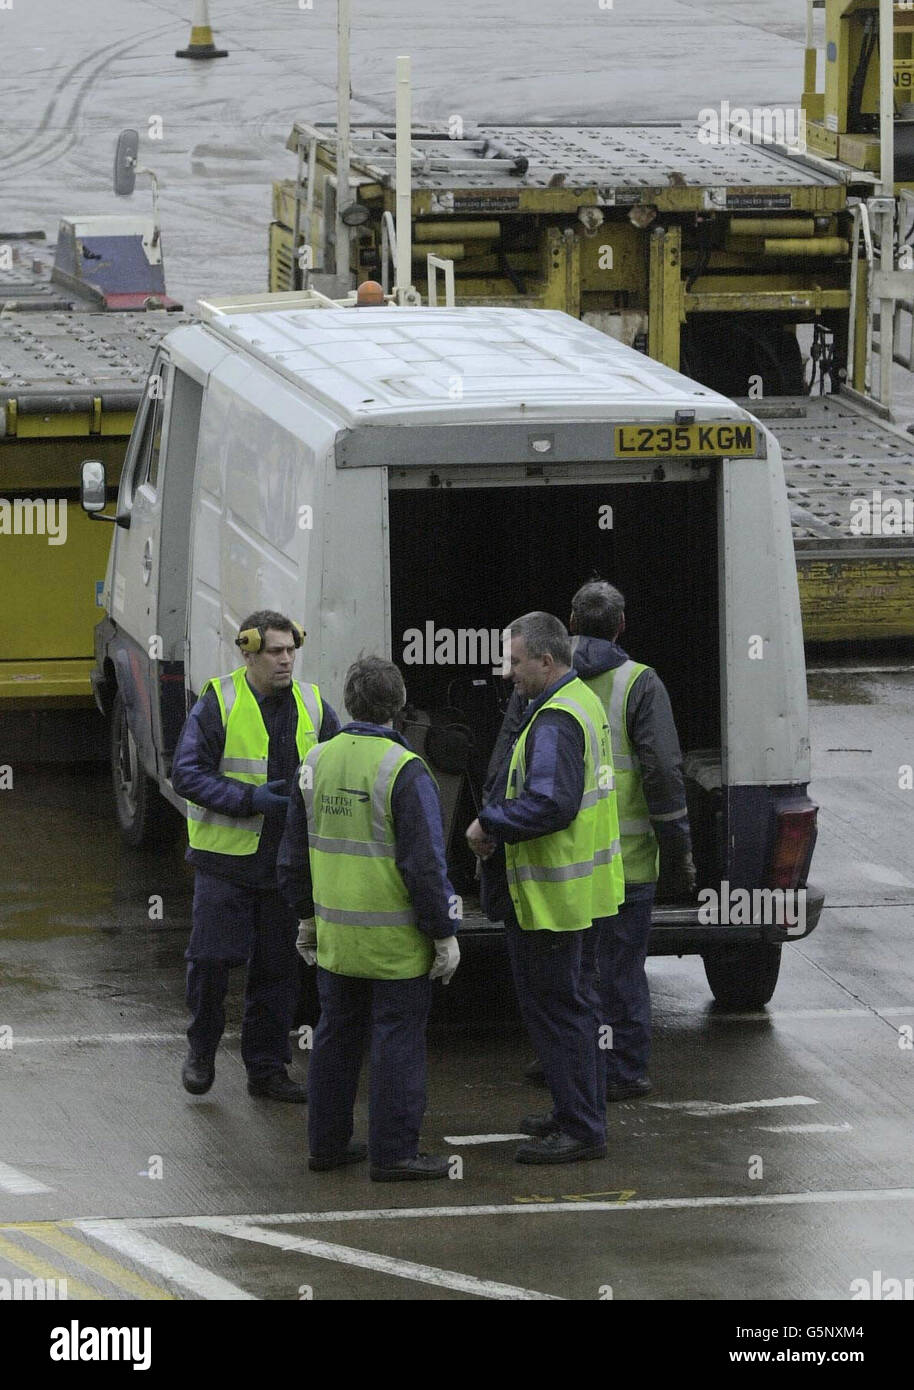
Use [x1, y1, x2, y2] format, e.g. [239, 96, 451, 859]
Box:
[176, 0, 228, 59]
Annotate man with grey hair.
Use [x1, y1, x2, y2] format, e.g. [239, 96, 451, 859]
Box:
[487, 581, 695, 1101]
[278, 655, 460, 1181]
[466, 613, 624, 1164]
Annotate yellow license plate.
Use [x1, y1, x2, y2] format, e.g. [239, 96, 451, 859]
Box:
[614, 422, 757, 457]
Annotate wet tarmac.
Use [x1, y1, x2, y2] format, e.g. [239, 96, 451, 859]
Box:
[4, 0, 813, 308]
[0, 669, 912, 1302]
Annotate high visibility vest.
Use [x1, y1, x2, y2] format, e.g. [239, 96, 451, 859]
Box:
[301, 734, 435, 980]
[585, 661, 659, 885]
[186, 667, 322, 856]
[504, 676, 624, 932]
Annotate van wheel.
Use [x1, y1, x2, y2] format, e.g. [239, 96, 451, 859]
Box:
[703, 942, 782, 1010]
[111, 690, 182, 849]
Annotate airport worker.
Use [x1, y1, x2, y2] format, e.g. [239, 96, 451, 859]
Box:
[172, 610, 339, 1101]
[466, 611, 624, 1165]
[277, 655, 461, 1180]
[487, 581, 695, 1101]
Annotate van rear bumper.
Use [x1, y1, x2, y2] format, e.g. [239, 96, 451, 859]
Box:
[647, 883, 825, 954]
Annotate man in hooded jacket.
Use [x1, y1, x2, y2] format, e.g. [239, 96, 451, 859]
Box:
[484, 580, 695, 1101]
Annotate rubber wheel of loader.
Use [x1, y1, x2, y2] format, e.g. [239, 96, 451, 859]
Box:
[702, 941, 782, 1010]
[111, 689, 182, 849]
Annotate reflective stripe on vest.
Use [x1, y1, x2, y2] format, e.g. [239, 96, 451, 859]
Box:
[302, 735, 434, 979]
[186, 668, 322, 856]
[586, 661, 659, 884]
[504, 676, 624, 932]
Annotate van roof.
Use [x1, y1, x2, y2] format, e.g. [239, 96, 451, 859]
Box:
[196, 301, 743, 428]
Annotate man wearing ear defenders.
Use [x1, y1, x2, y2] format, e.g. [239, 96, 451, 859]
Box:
[172, 610, 340, 1102]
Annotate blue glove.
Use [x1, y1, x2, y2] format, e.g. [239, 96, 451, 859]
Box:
[251, 779, 290, 817]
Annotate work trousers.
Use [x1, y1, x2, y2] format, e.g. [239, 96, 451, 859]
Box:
[594, 882, 656, 1085]
[504, 910, 606, 1146]
[308, 967, 432, 1167]
[185, 872, 299, 1080]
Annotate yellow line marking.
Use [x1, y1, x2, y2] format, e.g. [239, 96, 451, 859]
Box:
[514, 1188, 637, 1205]
[0, 1231, 101, 1300]
[560, 1189, 637, 1203]
[24, 1224, 175, 1301]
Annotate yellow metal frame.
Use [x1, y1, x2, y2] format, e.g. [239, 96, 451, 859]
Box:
[0, 428, 130, 704]
[648, 226, 682, 370]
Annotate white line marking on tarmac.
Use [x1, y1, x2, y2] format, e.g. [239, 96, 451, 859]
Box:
[443, 1134, 528, 1145]
[5, 1031, 240, 1047]
[710, 1005, 914, 1023]
[757, 1123, 853, 1134]
[649, 1095, 817, 1117]
[6, 1011, 914, 1044]
[0, 1161, 52, 1195]
[815, 667, 914, 675]
[196, 1217, 560, 1300]
[75, 1221, 256, 1300]
[123, 1187, 914, 1228]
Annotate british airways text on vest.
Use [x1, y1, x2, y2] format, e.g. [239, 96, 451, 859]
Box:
[49, 1321, 151, 1371]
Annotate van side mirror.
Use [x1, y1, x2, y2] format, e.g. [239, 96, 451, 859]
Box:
[114, 130, 139, 196]
[80, 459, 130, 527]
[81, 460, 107, 511]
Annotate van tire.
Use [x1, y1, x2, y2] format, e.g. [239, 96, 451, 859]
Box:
[111, 690, 182, 849]
[703, 942, 782, 1010]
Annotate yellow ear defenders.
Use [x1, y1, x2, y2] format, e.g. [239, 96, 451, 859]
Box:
[235, 621, 305, 654]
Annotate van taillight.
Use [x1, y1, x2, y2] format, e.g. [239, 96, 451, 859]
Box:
[768, 806, 817, 889]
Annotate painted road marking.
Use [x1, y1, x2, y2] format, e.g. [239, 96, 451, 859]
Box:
[649, 1096, 817, 1117]
[198, 1217, 561, 1300]
[75, 1221, 256, 1300]
[808, 664, 914, 673]
[711, 1005, 914, 1023]
[0, 1231, 99, 1300]
[0, 1160, 52, 1195]
[27, 1223, 175, 1300]
[514, 1190, 637, 1204]
[444, 1133, 528, 1145]
[5, 1010, 914, 1043]
[757, 1123, 853, 1134]
[121, 1186, 914, 1227]
[4, 1031, 238, 1047]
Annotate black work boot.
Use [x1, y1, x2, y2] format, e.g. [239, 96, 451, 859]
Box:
[370, 1154, 451, 1182]
[182, 1052, 215, 1095]
[247, 1070, 308, 1103]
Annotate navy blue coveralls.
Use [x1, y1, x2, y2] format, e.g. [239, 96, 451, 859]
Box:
[485, 639, 692, 1087]
[478, 672, 606, 1148]
[277, 723, 458, 1167]
[171, 680, 339, 1080]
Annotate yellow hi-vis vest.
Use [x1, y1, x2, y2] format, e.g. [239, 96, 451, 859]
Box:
[585, 661, 659, 885]
[301, 734, 435, 980]
[504, 676, 624, 932]
[186, 667, 322, 856]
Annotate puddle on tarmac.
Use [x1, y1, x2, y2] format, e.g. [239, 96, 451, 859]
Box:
[806, 674, 877, 704]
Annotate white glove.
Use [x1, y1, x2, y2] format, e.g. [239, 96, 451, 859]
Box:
[429, 935, 460, 985]
[296, 917, 318, 966]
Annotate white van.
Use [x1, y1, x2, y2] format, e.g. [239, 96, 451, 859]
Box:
[82, 295, 824, 1009]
